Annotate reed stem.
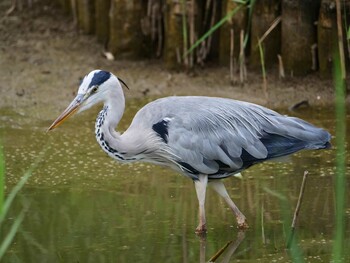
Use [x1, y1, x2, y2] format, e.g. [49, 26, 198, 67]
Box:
[332, 47, 347, 262]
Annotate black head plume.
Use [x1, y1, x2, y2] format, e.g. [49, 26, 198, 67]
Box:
[117, 77, 130, 90]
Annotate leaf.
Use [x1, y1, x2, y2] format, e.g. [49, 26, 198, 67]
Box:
[0, 143, 4, 214]
[0, 210, 25, 260]
[0, 147, 47, 225]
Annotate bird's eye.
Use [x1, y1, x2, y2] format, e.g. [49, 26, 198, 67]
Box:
[91, 86, 98, 93]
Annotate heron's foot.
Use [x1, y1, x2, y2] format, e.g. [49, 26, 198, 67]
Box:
[195, 224, 207, 235]
[237, 217, 249, 230]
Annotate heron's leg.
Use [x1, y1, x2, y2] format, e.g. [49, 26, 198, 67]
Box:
[194, 174, 208, 234]
[209, 180, 249, 229]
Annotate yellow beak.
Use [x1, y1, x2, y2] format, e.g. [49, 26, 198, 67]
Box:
[47, 94, 84, 131]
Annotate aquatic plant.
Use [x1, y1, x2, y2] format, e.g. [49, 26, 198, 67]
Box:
[332, 44, 347, 263]
[332, 2, 347, 260]
[0, 143, 46, 260]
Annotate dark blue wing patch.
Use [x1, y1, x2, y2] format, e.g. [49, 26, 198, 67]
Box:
[209, 133, 311, 180]
[152, 119, 169, 143]
[89, 71, 111, 88]
[239, 133, 308, 169]
[261, 133, 307, 159]
[185, 131, 329, 181]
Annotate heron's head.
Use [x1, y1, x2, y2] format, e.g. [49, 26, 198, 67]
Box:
[48, 70, 128, 131]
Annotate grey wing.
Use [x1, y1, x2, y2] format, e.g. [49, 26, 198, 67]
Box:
[150, 97, 331, 180]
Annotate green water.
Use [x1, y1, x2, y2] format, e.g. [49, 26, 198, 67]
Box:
[1, 99, 349, 262]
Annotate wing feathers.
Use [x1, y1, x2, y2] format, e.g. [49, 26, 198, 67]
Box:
[130, 97, 331, 179]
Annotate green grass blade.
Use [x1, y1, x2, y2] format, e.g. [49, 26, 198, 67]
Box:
[232, 0, 247, 4]
[243, 0, 256, 48]
[185, 4, 243, 57]
[263, 185, 305, 262]
[332, 49, 347, 262]
[0, 147, 47, 224]
[0, 168, 35, 225]
[262, 186, 287, 201]
[257, 40, 266, 79]
[0, 141, 4, 214]
[257, 39, 268, 98]
[0, 209, 25, 260]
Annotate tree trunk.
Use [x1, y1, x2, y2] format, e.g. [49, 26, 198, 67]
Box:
[250, 0, 281, 69]
[109, 0, 151, 59]
[164, 0, 187, 69]
[281, 0, 321, 76]
[95, 0, 111, 44]
[219, 0, 247, 66]
[58, 0, 71, 14]
[76, 0, 95, 34]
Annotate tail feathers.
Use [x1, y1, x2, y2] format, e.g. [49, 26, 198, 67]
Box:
[266, 116, 332, 152]
[211, 122, 331, 179]
[323, 141, 332, 149]
[261, 129, 331, 160]
[302, 128, 332, 150]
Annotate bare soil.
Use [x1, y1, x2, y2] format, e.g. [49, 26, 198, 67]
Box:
[0, 0, 337, 123]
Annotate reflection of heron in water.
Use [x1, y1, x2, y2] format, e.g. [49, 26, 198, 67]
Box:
[206, 231, 246, 263]
[48, 70, 331, 234]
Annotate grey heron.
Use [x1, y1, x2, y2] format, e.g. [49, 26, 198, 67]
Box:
[48, 70, 331, 234]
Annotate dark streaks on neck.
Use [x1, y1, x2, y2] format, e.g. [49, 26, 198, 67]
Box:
[95, 106, 135, 161]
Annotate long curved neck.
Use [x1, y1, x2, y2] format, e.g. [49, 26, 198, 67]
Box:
[94, 90, 132, 162]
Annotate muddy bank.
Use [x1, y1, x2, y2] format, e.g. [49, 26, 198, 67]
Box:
[0, 0, 337, 125]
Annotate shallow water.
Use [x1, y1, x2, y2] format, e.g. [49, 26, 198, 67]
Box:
[1, 99, 349, 262]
